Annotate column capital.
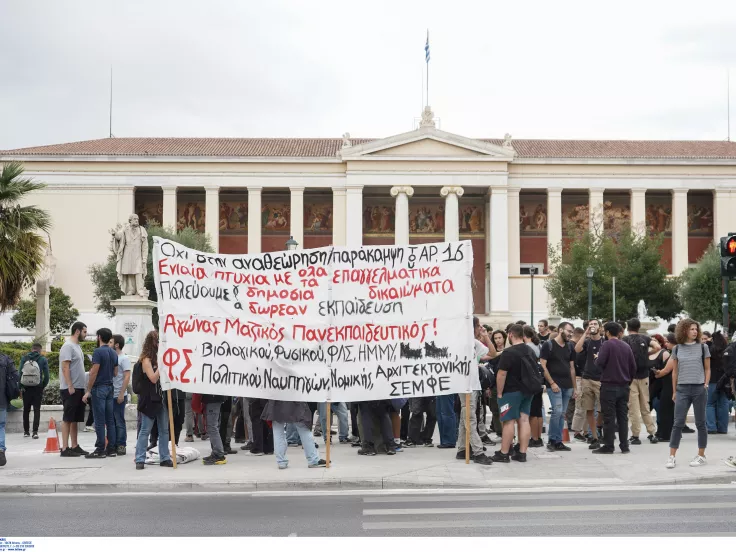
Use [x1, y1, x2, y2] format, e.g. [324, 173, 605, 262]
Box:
[630, 187, 647, 195]
[289, 186, 305, 193]
[547, 187, 563, 196]
[204, 184, 220, 192]
[346, 184, 364, 192]
[672, 188, 689, 196]
[490, 187, 508, 196]
[589, 187, 605, 195]
[390, 186, 414, 198]
[247, 184, 264, 192]
[161, 184, 178, 193]
[440, 186, 464, 198]
[507, 186, 521, 196]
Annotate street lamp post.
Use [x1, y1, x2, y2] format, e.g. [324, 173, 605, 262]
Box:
[530, 266, 538, 326]
[285, 235, 299, 251]
[612, 276, 616, 322]
[587, 267, 594, 321]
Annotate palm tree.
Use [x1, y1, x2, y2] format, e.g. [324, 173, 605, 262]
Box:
[0, 161, 51, 312]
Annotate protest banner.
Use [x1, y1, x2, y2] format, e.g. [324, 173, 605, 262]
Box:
[153, 238, 480, 402]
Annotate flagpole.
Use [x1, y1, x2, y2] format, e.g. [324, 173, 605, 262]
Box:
[426, 29, 429, 106]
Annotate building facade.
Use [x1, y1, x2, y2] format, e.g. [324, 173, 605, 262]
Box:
[3, 111, 736, 331]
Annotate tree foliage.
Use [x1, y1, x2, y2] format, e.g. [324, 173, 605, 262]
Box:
[11, 286, 80, 335]
[680, 244, 735, 326]
[545, 224, 682, 321]
[89, 222, 214, 318]
[0, 162, 52, 312]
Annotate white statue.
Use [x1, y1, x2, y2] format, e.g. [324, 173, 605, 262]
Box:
[420, 106, 436, 128]
[342, 132, 352, 148]
[111, 214, 149, 297]
[35, 244, 56, 350]
[503, 133, 513, 148]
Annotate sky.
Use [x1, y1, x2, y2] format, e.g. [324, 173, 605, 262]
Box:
[1, 0, 736, 149]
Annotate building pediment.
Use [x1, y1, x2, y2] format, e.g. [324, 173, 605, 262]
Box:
[340, 126, 515, 162]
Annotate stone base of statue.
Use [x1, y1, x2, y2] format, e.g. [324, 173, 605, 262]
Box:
[111, 296, 156, 361]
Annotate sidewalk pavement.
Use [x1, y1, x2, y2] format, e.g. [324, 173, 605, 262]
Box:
[3, 430, 736, 493]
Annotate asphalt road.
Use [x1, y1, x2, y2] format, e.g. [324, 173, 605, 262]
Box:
[3, 485, 736, 537]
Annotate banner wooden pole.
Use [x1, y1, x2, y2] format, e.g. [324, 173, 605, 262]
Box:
[166, 389, 178, 469]
[325, 402, 332, 468]
[465, 393, 471, 464]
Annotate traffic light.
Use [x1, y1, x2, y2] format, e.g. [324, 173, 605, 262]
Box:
[721, 234, 736, 279]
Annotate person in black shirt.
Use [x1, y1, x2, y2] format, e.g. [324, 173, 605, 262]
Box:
[540, 321, 576, 452]
[537, 320, 551, 342]
[574, 319, 605, 448]
[706, 331, 729, 434]
[83, 328, 118, 459]
[622, 318, 659, 445]
[492, 325, 535, 463]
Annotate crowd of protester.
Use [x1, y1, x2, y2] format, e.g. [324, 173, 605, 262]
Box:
[1, 315, 735, 471]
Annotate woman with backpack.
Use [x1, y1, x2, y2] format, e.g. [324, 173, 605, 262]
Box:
[19, 342, 50, 439]
[664, 319, 711, 469]
[134, 330, 173, 470]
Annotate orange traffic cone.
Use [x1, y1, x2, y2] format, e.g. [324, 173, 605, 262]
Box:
[43, 417, 61, 454]
[562, 422, 571, 443]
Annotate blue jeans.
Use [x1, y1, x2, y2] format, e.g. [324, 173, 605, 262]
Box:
[318, 402, 349, 442]
[707, 383, 730, 433]
[285, 423, 302, 445]
[92, 385, 116, 453]
[113, 396, 128, 446]
[547, 387, 574, 442]
[0, 407, 6, 452]
[436, 394, 458, 446]
[135, 405, 171, 464]
[273, 420, 319, 468]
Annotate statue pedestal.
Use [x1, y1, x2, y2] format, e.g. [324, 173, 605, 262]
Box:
[111, 297, 156, 361]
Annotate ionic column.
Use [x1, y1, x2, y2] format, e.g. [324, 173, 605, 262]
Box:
[345, 185, 363, 247]
[589, 188, 605, 230]
[490, 187, 510, 313]
[630, 188, 647, 236]
[713, 189, 732, 245]
[547, 187, 563, 270]
[247, 185, 263, 254]
[507, 187, 521, 276]
[205, 185, 220, 252]
[290, 186, 305, 250]
[162, 185, 177, 230]
[672, 189, 689, 275]
[332, 185, 347, 246]
[390, 186, 414, 246]
[440, 186, 464, 242]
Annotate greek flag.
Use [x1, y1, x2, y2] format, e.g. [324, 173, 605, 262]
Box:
[425, 32, 430, 63]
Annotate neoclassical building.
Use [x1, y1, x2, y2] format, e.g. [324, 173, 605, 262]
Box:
[2, 109, 735, 331]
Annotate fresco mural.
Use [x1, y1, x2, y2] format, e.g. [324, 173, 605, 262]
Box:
[410, 204, 443, 234]
[261, 201, 291, 233]
[520, 194, 547, 236]
[561, 196, 589, 236]
[363, 201, 395, 234]
[459, 202, 484, 235]
[305, 202, 332, 234]
[177, 199, 206, 232]
[135, 196, 162, 227]
[646, 195, 672, 235]
[687, 194, 714, 236]
[603, 195, 631, 234]
[220, 200, 248, 234]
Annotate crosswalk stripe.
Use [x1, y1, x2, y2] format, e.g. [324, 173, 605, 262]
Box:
[363, 502, 736, 516]
[363, 490, 736, 503]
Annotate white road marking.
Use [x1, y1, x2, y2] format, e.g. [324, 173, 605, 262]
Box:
[362, 490, 736, 503]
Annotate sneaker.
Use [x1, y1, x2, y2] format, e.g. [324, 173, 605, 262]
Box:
[245, 450, 264, 457]
[456, 450, 467, 460]
[682, 425, 695, 434]
[309, 459, 328, 468]
[648, 435, 660, 444]
[60, 448, 81, 458]
[629, 436, 642, 445]
[481, 435, 496, 445]
[358, 446, 376, 456]
[403, 440, 417, 448]
[574, 433, 587, 443]
[240, 442, 253, 451]
[105, 449, 117, 458]
[546, 441, 557, 452]
[723, 456, 736, 469]
[116, 445, 126, 456]
[386, 448, 397, 456]
[491, 450, 510, 463]
[72, 445, 88, 456]
[32, 432, 38, 440]
[351, 440, 362, 447]
[85, 450, 107, 459]
[528, 438, 544, 448]
[592, 446, 615, 454]
[620, 447, 631, 454]
[313, 428, 322, 437]
[511, 451, 527, 462]
[84, 426, 95, 432]
[0, 451, 6, 467]
[330, 429, 337, 435]
[160, 459, 174, 467]
[437, 443, 455, 449]
[135, 462, 145, 470]
[278, 464, 288, 470]
[339, 439, 350, 444]
[224, 447, 238, 455]
[23, 432, 30, 438]
[473, 453, 493, 465]
[689, 455, 707, 467]
[201, 434, 209, 441]
[423, 442, 435, 447]
[666, 455, 676, 469]
[393, 444, 403, 452]
[202, 455, 227, 465]
[184, 436, 194, 443]
[554, 442, 571, 452]
[588, 439, 601, 450]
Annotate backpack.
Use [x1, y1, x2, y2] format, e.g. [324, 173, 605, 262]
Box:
[518, 351, 544, 396]
[627, 335, 650, 371]
[3, 355, 20, 401]
[131, 361, 144, 395]
[20, 358, 41, 387]
[478, 364, 496, 391]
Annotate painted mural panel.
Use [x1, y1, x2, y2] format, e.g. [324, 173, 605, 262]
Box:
[687, 194, 714, 236]
[646, 195, 672, 236]
[363, 200, 395, 235]
[458, 200, 485, 235]
[603, 194, 631, 234]
[177, 197, 206, 232]
[135, 194, 162, 227]
[261, 200, 291, 233]
[220, 199, 248, 234]
[561, 195, 589, 236]
[520, 194, 547, 236]
[304, 202, 333, 234]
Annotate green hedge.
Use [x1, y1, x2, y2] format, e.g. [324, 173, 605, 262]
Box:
[0, 340, 95, 380]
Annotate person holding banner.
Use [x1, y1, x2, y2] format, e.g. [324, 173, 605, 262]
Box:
[134, 331, 173, 470]
[201, 394, 227, 465]
[262, 400, 326, 469]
